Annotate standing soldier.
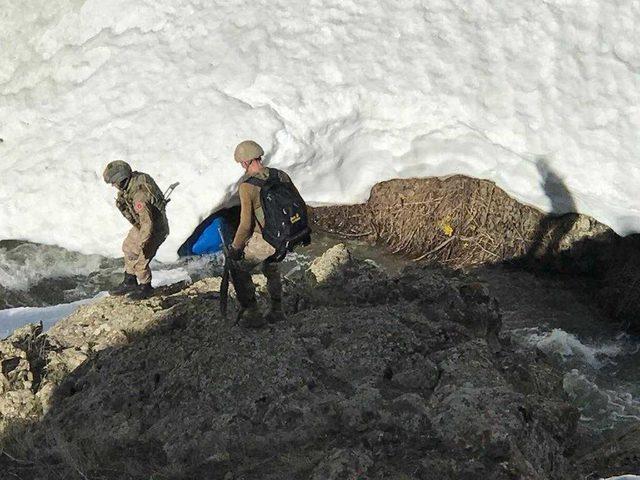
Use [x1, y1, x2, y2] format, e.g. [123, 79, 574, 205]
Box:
[103, 160, 170, 300]
[227, 140, 310, 328]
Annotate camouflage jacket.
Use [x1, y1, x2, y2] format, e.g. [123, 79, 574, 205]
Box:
[116, 172, 169, 244]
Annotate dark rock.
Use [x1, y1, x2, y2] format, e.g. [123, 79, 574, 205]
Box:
[0, 246, 582, 480]
[311, 447, 373, 480]
[575, 424, 640, 478]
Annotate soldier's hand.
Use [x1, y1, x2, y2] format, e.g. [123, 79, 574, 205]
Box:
[116, 197, 128, 214]
[227, 245, 244, 261]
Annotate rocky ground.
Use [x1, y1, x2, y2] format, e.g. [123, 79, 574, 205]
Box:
[310, 176, 640, 333]
[0, 244, 630, 479]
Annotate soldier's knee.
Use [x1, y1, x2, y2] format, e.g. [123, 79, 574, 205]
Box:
[125, 254, 138, 263]
[123, 240, 141, 256]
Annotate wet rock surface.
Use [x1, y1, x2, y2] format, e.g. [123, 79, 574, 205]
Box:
[0, 245, 595, 479]
[577, 425, 640, 478]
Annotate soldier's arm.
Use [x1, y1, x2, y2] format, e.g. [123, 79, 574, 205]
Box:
[132, 192, 155, 246]
[116, 192, 137, 225]
[231, 183, 255, 250]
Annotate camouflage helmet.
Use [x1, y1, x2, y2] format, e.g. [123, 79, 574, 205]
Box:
[234, 140, 264, 163]
[103, 160, 132, 185]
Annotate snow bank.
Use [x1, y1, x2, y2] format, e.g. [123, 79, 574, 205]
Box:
[1, 0, 639, 260]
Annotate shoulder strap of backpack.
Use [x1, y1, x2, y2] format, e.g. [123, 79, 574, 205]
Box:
[243, 176, 266, 187]
[243, 168, 281, 187]
[268, 168, 280, 181]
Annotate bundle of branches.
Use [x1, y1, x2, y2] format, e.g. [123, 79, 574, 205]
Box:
[309, 176, 605, 269]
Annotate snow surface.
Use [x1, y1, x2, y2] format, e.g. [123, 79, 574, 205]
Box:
[0, 292, 107, 339]
[0, 266, 190, 336]
[1, 0, 639, 261]
[151, 265, 191, 287]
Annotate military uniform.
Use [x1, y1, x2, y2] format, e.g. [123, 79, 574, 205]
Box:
[230, 167, 298, 321]
[116, 172, 169, 285]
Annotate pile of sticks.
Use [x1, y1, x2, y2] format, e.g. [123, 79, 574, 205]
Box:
[310, 176, 556, 268]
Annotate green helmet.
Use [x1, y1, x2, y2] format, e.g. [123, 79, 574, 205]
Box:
[103, 160, 132, 185]
[234, 140, 264, 163]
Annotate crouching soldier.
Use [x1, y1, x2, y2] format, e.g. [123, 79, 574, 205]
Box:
[227, 140, 311, 328]
[103, 160, 170, 300]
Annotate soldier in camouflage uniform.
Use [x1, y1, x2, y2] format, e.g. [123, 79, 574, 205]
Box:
[103, 160, 169, 300]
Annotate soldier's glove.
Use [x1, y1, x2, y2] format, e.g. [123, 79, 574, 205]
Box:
[226, 245, 244, 262]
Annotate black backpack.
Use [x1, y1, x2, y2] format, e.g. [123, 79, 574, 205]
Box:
[244, 168, 312, 262]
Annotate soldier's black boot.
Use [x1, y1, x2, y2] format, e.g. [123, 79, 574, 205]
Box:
[264, 300, 286, 324]
[109, 273, 137, 296]
[126, 283, 154, 300]
[237, 301, 265, 329]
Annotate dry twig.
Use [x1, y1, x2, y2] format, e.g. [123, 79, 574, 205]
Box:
[413, 236, 457, 262]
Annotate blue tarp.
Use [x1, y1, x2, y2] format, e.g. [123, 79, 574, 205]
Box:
[191, 217, 225, 255]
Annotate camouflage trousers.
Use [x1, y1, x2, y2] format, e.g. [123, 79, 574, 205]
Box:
[230, 232, 282, 309]
[122, 226, 168, 285]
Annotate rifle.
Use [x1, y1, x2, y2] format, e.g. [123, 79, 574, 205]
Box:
[218, 226, 230, 318]
[161, 182, 180, 208]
